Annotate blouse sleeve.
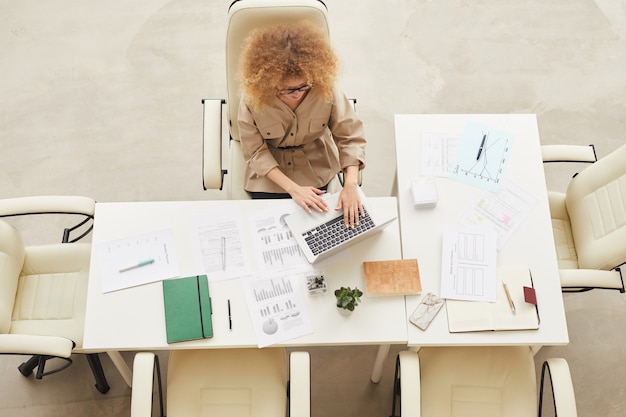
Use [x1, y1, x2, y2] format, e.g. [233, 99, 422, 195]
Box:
[329, 90, 367, 170]
[238, 98, 279, 177]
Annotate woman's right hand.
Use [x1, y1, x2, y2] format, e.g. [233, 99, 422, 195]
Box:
[289, 186, 329, 213]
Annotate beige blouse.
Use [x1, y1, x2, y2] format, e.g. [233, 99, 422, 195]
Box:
[238, 88, 366, 193]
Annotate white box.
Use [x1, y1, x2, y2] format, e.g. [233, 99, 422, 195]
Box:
[411, 179, 438, 208]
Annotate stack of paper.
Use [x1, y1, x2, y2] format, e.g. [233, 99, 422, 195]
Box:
[411, 179, 438, 208]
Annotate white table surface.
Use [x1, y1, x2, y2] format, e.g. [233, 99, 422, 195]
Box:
[83, 197, 407, 352]
[394, 114, 569, 347]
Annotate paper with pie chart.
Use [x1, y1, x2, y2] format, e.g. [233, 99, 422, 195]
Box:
[241, 273, 312, 347]
[449, 121, 514, 193]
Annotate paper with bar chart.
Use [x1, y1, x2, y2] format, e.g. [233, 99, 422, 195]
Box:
[246, 200, 314, 274]
[241, 273, 312, 347]
[449, 121, 514, 193]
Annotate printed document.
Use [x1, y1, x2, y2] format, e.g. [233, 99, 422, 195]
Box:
[459, 180, 537, 251]
[188, 206, 253, 281]
[420, 132, 460, 177]
[241, 273, 313, 347]
[449, 121, 514, 193]
[440, 226, 498, 302]
[246, 200, 314, 274]
[96, 229, 180, 293]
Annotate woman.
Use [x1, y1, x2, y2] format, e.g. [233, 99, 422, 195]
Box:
[238, 21, 366, 228]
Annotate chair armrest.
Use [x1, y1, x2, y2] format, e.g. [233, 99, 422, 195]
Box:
[398, 350, 421, 417]
[560, 268, 625, 292]
[541, 144, 596, 163]
[202, 98, 226, 190]
[289, 351, 311, 417]
[0, 334, 74, 357]
[0, 196, 95, 218]
[540, 358, 578, 417]
[131, 352, 157, 417]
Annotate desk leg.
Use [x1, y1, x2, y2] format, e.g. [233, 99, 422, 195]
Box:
[107, 351, 133, 388]
[370, 344, 391, 383]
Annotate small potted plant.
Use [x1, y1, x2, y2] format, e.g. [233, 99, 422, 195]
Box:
[334, 286, 363, 313]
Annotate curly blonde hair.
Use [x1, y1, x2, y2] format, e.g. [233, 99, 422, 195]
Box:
[240, 21, 338, 111]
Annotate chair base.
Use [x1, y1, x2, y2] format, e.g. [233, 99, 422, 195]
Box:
[17, 353, 110, 394]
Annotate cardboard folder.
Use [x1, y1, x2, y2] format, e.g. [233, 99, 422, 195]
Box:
[162, 275, 213, 343]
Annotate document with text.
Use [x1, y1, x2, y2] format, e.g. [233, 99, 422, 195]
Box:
[420, 132, 461, 177]
[96, 228, 180, 293]
[440, 226, 498, 302]
[246, 200, 314, 275]
[188, 206, 253, 282]
[241, 272, 313, 347]
[458, 180, 537, 251]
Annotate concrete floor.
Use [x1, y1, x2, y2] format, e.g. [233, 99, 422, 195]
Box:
[1, 0, 625, 416]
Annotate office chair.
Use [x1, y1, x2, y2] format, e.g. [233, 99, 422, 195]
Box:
[543, 144, 626, 292]
[203, 0, 354, 199]
[390, 346, 578, 417]
[131, 348, 311, 417]
[0, 196, 109, 393]
[541, 143, 597, 163]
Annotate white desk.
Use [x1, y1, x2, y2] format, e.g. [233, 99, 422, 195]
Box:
[394, 114, 569, 347]
[83, 198, 406, 384]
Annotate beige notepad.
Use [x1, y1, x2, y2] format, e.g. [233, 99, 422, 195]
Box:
[363, 259, 422, 296]
[446, 267, 539, 333]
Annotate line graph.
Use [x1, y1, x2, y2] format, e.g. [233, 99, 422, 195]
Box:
[449, 122, 514, 192]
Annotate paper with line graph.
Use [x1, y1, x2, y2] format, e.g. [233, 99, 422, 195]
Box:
[440, 227, 498, 302]
[241, 273, 312, 347]
[449, 121, 514, 193]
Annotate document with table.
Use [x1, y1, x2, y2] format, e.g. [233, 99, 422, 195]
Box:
[440, 227, 498, 302]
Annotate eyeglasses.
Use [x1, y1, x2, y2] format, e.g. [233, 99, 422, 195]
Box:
[278, 84, 312, 95]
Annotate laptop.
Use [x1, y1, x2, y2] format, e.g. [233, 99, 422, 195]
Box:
[285, 190, 397, 263]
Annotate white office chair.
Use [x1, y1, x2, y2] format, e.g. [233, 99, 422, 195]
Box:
[0, 196, 109, 393]
[541, 143, 597, 163]
[131, 348, 311, 417]
[543, 144, 626, 292]
[202, 0, 352, 199]
[391, 346, 577, 417]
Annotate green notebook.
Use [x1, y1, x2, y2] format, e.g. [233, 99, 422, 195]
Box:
[162, 275, 213, 343]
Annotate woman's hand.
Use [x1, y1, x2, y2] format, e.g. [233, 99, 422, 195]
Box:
[265, 167, 328, 213]
[335, 166, 364, 228]
[289, 186, 329, 213]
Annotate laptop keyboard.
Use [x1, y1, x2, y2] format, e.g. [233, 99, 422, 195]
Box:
[302, 208, 375, 256]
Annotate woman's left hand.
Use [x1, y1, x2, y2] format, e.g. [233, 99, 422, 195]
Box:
[335, 173, 364, 229]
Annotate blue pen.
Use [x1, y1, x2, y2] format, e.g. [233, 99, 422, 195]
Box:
[476, 134, 486, 160]
[119, 258, 155, 273]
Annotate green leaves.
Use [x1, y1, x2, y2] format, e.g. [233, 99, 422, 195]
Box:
[334, 286, 363, 311]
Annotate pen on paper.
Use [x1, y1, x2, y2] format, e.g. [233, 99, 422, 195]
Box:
[119, 258, 155, 273]
[221, 236, 226, 271]
[227, 299, 232, 330]
[476, 133, 486, 160]
[502, 280, 516, 314]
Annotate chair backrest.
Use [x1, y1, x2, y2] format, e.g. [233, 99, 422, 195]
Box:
[226, 0, 329, 142]
[419, 346, 537, 417]
[166, 348, 288, 416]
[222, 0, 329, 199]
[566, 144, 626, 270]
[0, 221, 25, 334]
